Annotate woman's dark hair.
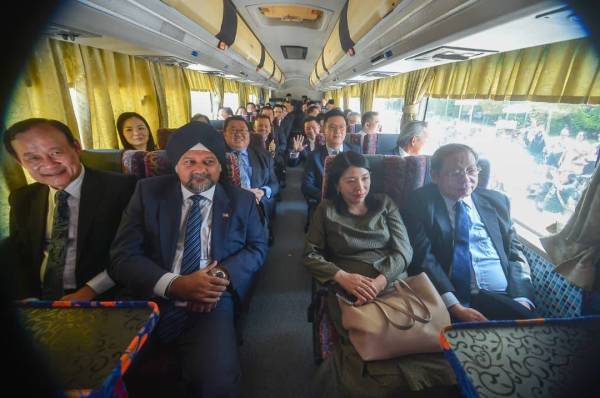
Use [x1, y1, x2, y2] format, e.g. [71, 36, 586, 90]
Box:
[116, 112, 156, 151]
[326, 152, 375, 214]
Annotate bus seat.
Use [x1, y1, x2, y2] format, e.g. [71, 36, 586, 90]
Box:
[376, 133, 400, 154]
[321, 155, 430, 210]
[440, 317, 600, 397]
[249, 133, 266, 151]
[209, 119, 225, 132]
[477, 158, 491, 189]
[362, 133, 378, 154]
[80, 149, 124, 174]
[157, 128, 175, 149]
[344, 133, 363, 153]
[122, 150, 147, 178]
[144, 150, 173, 177]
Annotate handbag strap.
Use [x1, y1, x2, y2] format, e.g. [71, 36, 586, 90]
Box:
[394, 280, 432, 323]
[372, 299, 415, 330]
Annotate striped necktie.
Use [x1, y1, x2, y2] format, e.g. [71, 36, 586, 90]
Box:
[234, 151, 252, 189]
[43, 190, 70, 300]
[451, 200, 472, 305]
[180, 194, 204, 275]
[156, 194, 205, 342]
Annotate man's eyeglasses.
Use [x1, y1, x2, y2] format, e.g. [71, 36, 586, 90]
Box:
[443, 166, 481, 179]
[227, 129, 248, 135]
[326, 124, 346, 132]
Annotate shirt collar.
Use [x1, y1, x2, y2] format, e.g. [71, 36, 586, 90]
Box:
[326, 145, 343, 154]
[49, 165, 85, 199]
[397, 147, 409, 157]
[441, 193, 474, 213]
[181, 183, 216, 203]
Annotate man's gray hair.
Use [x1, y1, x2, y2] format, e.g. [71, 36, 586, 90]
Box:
[397, 121, 428, 149]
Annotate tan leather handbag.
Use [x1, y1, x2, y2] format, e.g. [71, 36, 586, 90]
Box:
[338, 272, 450, 361]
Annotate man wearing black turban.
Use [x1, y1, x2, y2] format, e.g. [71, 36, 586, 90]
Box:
[110, 121, 268, 397]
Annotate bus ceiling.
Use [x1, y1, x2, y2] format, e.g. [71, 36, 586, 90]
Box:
[48, 0, 587, 93]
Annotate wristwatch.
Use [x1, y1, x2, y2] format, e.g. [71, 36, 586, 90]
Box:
[209, 265, 229, 280]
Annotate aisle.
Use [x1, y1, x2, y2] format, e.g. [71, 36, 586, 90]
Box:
[240, 166, 316, 398]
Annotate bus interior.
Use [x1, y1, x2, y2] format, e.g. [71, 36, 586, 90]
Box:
[1, 0, 599, 397]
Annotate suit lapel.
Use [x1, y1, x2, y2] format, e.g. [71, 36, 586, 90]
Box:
[317, 146, 327, 175]
[159, 178, 183, 267]
[76, 169, 101, 264]
[247, 147, 261, 188]
[472, 191, 508, 265]
[432, 188, 453, 241]
[210, 184, 231, 261]
[29, 185, 49, 271]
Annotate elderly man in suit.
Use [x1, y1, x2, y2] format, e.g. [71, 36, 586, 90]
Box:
[404, 143, 537, 322]
[110, 122, 267, 397]
[3, 118, 135, 300]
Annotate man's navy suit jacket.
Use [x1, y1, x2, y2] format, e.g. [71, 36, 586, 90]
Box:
[403, 183, 534, 302]
[109, 176, 268, 303]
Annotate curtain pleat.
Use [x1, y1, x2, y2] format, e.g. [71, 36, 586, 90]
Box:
[401, 68, 436, 126]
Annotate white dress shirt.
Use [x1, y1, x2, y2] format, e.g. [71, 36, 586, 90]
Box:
[153, 184, 215, 299]
[42, 166, 115, 294]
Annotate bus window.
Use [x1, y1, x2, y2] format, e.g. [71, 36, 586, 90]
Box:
[191, 91, 213, 120]
[224, 92, 240, 111]
[372, 97, 404, 133]
[349, 97, 361, 113]
[424, 97, 600, 236]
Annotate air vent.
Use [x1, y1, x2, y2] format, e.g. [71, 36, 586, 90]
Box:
[406, 46, 497, 62]
[361, 70, 397, 78]
[281, 46, 307, 60]
[44, 24, 101, 41]
[139, 55, 189, 68]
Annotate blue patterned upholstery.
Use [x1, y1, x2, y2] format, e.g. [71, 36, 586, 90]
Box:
[521, 243, 582, 317]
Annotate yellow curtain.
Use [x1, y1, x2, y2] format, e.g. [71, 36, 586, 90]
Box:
[428, 38, 600, 104]
[262, 87, 270, 104]
[184, 69, 216, 91]
[210, 75, 225, 109]
[238, 82, 249, 108]
[157, 64, 191, 128]
[401, 68, 436, 125]
[5, 38, 78, 139]
[247, 85, 261, 103]
[374, 74, 407, 98]
[360, 80, 378, 114]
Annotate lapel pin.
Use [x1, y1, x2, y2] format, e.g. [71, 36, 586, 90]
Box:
[222, 213, 230, 218]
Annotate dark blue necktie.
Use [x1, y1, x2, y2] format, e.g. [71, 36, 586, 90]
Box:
[43, 190, 70, 300]
[451, 201, 472, 305]
[157, 194, 204, 343]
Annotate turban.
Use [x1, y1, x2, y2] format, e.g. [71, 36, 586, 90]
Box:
[166, 121, 226, 167]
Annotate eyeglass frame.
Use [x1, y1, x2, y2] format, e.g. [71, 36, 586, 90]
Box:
[441, 166, 482, 179]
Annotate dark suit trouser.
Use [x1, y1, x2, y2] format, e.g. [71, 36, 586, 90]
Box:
[125, 295, 240, 398]
[471, 290, 539, 320]
[178, 294, 240, 398]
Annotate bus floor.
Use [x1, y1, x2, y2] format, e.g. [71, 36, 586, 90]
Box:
[240, 166, 316, 398]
